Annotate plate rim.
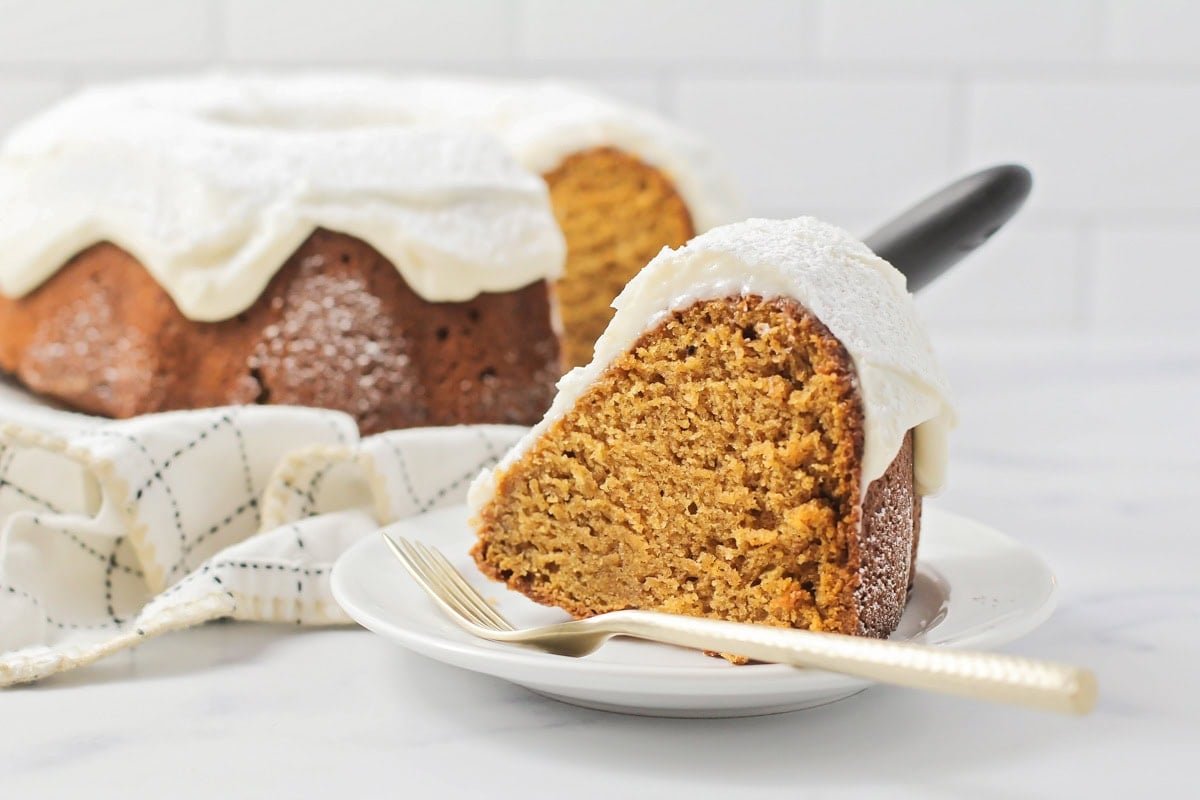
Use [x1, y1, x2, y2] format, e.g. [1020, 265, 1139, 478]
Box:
[331, 504, 1059, 688]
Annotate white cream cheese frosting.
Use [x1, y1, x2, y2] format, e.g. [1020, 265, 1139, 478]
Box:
[469, 217, 956, 514]
[0, 73, 740, 321]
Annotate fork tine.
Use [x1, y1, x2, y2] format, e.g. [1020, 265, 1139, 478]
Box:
[381, 534, 491, 631]
[386, 537, 499, 633]
[414, 541, 516, 632]
[410, 540, 511, 632]
[395, 537, 499, 630]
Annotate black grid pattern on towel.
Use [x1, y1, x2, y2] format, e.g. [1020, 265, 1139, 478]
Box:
[0, 443, 139, 628]
[0, 411, 332, 632]
[73, 412, 288, 585]
[0, 419, 519, 640]
[377, 427, 512, 518]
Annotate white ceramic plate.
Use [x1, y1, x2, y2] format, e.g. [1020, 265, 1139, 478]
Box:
[332, 504, 1058, 718]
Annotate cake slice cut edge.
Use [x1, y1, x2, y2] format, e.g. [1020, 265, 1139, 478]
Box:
[467, 217, 952, 658]
[471, 295, 918, 649]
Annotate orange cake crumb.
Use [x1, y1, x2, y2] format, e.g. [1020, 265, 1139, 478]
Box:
[544, 147, 695, 368]
[472, 296, 919, 648]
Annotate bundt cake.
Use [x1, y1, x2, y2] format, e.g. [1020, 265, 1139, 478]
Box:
[469, 218, 955, 646]
[303, 75, 741, 366]
[0, 75, 739, 432]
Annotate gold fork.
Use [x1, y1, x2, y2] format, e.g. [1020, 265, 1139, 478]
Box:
[382, 533, 1096, 715]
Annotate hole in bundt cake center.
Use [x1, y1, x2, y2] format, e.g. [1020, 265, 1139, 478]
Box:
[475, 296, 865, 633]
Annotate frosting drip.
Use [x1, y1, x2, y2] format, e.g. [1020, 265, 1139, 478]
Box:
[470, 217, 956, 510]
[0, 83, 566, 320]
[0, 74, 741, 320]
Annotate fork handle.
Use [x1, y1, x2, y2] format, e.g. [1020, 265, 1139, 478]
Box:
[601, 611, 1096, 715]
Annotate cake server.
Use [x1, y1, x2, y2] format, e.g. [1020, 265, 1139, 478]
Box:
[865, 164, 1033, 292]
[383, 533, 1096, 716]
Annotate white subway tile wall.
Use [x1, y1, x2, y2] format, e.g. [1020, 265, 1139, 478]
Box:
[1105, 0, 1200, 65]
[224, 0, 518, 64]
[819, 0, 1102, 64]
[1093, 227, 1200, 327]
[968, 82, 1200, 215]
[675, 77, 955, 215]
[519, 0, 816, 63]
[0, 0, 214, 64]
[0, 0, 1193, 336]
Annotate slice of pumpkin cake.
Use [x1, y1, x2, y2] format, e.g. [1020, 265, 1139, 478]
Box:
[468, 217, 954, 640]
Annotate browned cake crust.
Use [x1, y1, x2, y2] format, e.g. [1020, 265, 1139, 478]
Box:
[472, 296, 920, 643]
[543, 147, 696, 368]
[0, 229, 560, 434]
[0, 147, 695, 427]
[858, 429, 918, 637]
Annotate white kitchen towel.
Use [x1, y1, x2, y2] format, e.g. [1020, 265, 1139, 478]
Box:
[0, 404, 524, 686]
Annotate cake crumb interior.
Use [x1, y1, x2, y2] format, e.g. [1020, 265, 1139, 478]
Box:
[473, 296, 866, 635]
[544, 147, 695, 368]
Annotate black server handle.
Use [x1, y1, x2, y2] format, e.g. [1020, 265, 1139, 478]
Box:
[864, 164, 1033, 292]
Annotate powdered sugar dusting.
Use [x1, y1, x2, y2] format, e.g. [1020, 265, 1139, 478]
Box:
[24, 293, 158, 414]
[854, 442, 916, 637]
[249, 255, 422, 431]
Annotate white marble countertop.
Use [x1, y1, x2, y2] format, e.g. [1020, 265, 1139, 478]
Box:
[2, 332, 1197, 798]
